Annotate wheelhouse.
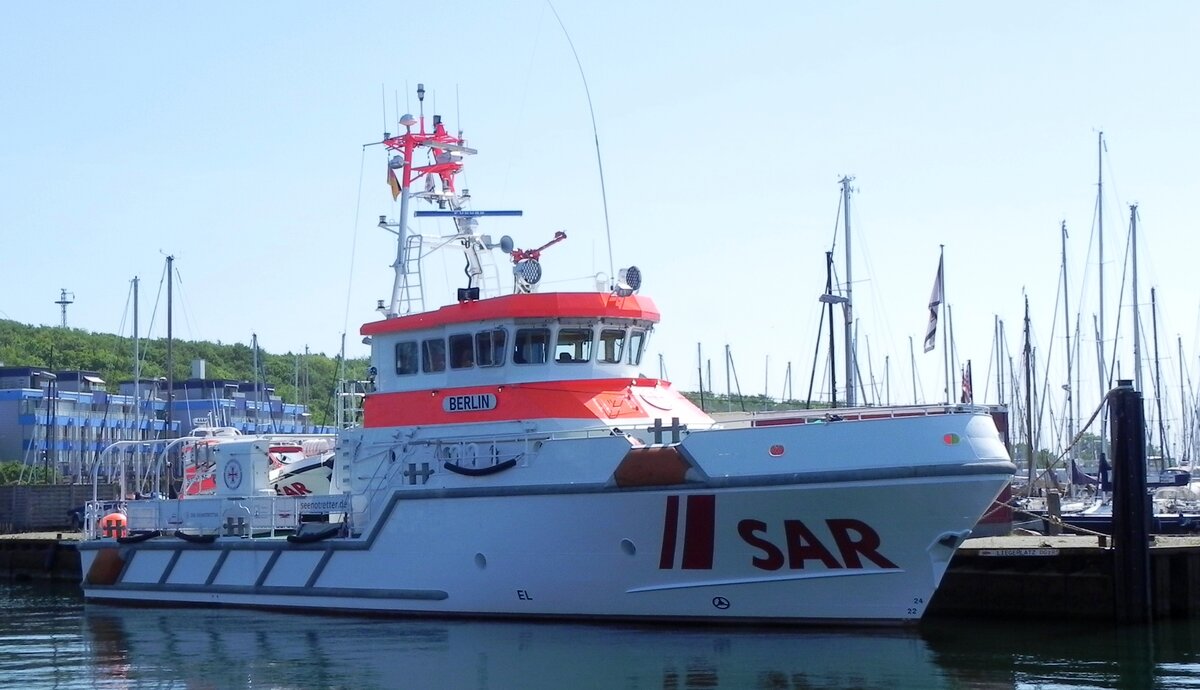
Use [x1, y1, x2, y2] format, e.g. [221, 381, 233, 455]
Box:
[361, 292, 659, 393]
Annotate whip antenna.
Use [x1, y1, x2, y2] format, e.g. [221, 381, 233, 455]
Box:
[546, 1, 615, 285]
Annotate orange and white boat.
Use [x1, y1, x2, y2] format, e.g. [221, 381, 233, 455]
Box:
[78, 85, 1013, 624]
[179, 427, 335, 498]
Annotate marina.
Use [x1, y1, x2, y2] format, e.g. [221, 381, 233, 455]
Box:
[5, 3, 1200, 687]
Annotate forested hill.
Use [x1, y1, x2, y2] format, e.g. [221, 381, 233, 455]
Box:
[0, 320, 368, 426]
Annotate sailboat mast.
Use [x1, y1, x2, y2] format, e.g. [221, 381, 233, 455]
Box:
[824, 251, 839, 407]
[1061, 221, 1074, 461]
[252, 333, 260, 422]
[1130, 204, 1141, 393]
[132, 276, 140, 443]
[941, 245, 950, 404]
[840, 176, 856, 406]
[1151, 287, 1166, 467]
[1179, 336, 1189, 462]
[1097, 132, 1107, 387]
[947, 305, 957, 401]
[1023, 296, 1034, 485]
[1075, 315, 1083, 443]
[884, 355, 890, 405]
[908, 336, 917, 405]
[994, 317, 1005, 406]
[165, 255, 174, 440]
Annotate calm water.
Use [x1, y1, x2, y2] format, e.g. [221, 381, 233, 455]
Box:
[4, 582, 1200, 689]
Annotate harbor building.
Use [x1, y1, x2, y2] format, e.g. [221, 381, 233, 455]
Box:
[0, 361, 332, 483]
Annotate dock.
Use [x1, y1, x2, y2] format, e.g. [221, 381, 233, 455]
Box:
[0, 532, 82, 583]
[928, 534, 1200, 620]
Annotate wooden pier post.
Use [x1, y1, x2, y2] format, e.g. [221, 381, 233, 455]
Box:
[1046, 490, 1062, 536]
[1111, 380, 1151, 624]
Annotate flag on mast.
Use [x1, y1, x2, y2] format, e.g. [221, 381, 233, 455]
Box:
[923, 255, 944, 352]
[960, 360, 973, 403]
[388, 168, 402, 201]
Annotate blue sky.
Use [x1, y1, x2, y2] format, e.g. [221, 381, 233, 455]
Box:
[2, 2, 1198, 449]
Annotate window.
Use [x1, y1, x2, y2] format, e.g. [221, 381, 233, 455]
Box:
[476, 329, 507, 367]
[598, 328, 626, 364]
[513, 328, 550, 365]
[449, 334, 475, 369]
[395, 341, 419, 375]
[628, 329, 647, 366]
[555, 328, 593, 363]
[422, 338, 446, 373]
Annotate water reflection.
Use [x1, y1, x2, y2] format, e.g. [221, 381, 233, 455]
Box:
[6, 581, 1200, 689]
[922, 617, 1200, 689]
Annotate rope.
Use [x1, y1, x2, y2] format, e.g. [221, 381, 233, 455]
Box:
[990, 497, 1112, 539]
[1021, 387, 1115, 496]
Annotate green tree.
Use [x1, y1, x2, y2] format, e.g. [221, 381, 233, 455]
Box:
[0, 319, 367, 424]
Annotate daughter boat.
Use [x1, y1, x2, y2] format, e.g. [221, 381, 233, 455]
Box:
[78, 87, 1014, 624]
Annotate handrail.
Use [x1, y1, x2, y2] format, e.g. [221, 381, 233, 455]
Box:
[740, 403, 991, 426]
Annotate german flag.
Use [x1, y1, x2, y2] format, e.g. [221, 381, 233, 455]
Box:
[388, 168, 401, 200]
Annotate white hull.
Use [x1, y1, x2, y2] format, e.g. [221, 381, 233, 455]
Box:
[270, 453, 334, 497]
[80, 410, 1010, 624]
[80, 478, 1001, 622]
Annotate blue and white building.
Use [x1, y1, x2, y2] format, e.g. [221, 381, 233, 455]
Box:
[0, 362, 331, 483]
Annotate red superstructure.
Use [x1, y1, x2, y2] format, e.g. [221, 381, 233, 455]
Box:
[361, 292, 660, 336]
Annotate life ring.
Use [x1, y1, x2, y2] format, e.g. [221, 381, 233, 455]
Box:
[99, 512, 128, 539]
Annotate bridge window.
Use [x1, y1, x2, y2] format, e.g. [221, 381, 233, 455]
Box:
[629, 329, 647, 366]
[476, 329, 507, 367]
[555, 328, 593, 363]
[599, 328, 626, 364]
[449, 334, 474, 369]
[422, 338, 446, 373]
[394, 342, 419, 375]
[513, 328, 550, 364]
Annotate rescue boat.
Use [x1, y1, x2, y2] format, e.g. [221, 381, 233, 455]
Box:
[77, 85, 1014, 624]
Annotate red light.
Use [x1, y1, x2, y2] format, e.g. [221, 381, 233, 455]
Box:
[769, 444, 785, 457]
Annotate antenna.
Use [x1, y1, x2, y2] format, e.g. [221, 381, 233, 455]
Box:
[55, 288, 75, 327]
[381, 83, 388, 139]
[546, 0, 615, 286]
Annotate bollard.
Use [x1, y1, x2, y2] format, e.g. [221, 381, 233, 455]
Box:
[1111, 380, 1151, 624]
[1046, 490, 1062, 536]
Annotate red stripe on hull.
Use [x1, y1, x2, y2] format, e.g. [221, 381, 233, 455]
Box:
[681, 494, 716, 570]
[658, 496, 680, 569]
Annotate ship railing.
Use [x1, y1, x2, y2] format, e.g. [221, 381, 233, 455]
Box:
[89, 433, 343, 531]
[732, 402, 996, 428]
[85, 493, 351, 541]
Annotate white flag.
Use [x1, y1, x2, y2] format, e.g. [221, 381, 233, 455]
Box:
[923, 255, 943, 353]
